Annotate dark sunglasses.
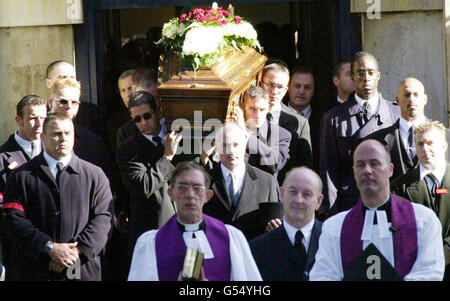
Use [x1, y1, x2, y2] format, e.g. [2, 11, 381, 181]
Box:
[55, 98, 80, 106]
[133, 112, 152, 123]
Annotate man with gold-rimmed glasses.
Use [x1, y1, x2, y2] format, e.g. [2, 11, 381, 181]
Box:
[319, 51, 401, 219]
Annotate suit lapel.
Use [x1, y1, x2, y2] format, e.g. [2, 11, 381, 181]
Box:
[277, 226, 304, 268]
[211, 164, 233, 212]
[437, 164, 450, 226]
[406, 168, 431, 207]
[304, 220, 322, 271]
[232, 166, 257, 220]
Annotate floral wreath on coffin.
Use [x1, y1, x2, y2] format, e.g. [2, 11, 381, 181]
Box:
[156, 2, 262, 71]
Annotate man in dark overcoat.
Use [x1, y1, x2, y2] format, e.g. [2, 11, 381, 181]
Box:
[2, 114, 112, 280]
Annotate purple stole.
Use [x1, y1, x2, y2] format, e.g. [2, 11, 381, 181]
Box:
[155, 214, 231, 281]
[340, 194, 418, 278]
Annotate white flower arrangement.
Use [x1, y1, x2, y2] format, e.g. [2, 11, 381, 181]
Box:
[157, 2, 262, 70]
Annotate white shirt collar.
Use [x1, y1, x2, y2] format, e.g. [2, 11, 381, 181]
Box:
[220, 163, 246, 183]
[43, 150, 72, 178]
[283, 216, 315, 250]
[419, 163, 446, 184]
[337, 96, 345, 104]
[301, 105, 312, 119]
[399, 116, 426, 132]
[141, 126, 165, 145]
[177, 218, 204, 232]
[354, 91, 379, 114]
[14, 131, 41, 158]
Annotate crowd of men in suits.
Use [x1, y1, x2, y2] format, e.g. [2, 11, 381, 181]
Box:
[0, 50, 449, 281]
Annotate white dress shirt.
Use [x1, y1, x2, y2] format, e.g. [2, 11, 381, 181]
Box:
[355, 91, 379, 116]
[128, 224, 262, 281]
[399, 117, 426, 150]
[220, 163, 246, 200]
[14, 132, 41, 159]
[43, 151, 72, 179]
[419, 163, 446, 191]
[309, 202, 445, 281]
[283, 216, 315, 251]
[141, 127, 166, 146]
[269, 103, 282, 124]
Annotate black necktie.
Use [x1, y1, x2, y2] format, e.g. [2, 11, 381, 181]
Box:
[407, 126, 417, 161]
[266, 112, 273, 123]
[294, 230, 307, 263]
[30, 142, 35, 158]
[56, 162, 64, 185]
[152, 136, 164, 155]
[425, 173, 440, 213]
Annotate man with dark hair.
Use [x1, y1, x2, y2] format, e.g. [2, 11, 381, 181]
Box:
[319, 51, 400, 217]
[250, 167, 323, 281]
[128, 161, 261, 281]
[260, 62, 313, 182]
[0, 95, 47, 273]
[3, 113, 113, 280]
[329, 59, 355, 109]
[117, 68, 162, 148]
[286, 65, 322, 171]
[117, 91, 182, 252]
[232, 86, 291, 179]
[391, 121, 450, 280]
[310, 139, 444, 281]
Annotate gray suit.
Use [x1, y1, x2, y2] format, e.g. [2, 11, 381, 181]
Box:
[319, 92, 400, 216]
[203, 162, 281, 240]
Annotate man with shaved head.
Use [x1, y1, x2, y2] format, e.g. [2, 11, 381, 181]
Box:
[366, 77, 428, 180]
[310, 139, 444, 281]
[250, 167, 323, 281]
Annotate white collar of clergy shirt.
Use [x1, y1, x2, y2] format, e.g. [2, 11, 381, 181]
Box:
[177, 218, 214, 259]
[43, 150, 72, 179]
[361, 195, 392, 241]
[141, 126, 165, 146]
[355, 91, 379, 115]
[14, 131, 41, 159]
[283, 216, 315, 251]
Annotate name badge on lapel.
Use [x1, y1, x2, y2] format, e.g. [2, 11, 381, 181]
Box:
[436, 188, 448, 194]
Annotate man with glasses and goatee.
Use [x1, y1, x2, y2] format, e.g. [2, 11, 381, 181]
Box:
[48, 78, 111, 176]
[319, 51, 400, 218]
[117, 91, 183, 254]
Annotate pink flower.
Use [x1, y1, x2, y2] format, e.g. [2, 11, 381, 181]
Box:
[179, 14, 187, 23]
[234, 16, 242, 24]
[218, 20, 227, 26]
[223, 10, 231, 18]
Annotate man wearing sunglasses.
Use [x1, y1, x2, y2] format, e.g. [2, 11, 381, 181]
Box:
[319, 51, 400, 219]
[117, 91, 182, 256]
[48, 78, 112, 177]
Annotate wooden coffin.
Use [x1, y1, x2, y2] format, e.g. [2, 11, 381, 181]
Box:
[157, 46, 268, 134]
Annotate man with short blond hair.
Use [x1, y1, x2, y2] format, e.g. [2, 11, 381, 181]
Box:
[49, 78, 111, 175]
[391, 120, 450, 280]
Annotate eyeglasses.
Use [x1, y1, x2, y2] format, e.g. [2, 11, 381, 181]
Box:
[354, 70, 378, 79]
[132, 112, 152, 123]
[54, 98, 81, 106]
[261, 81, 288, 91]
[174, 183, 206, 194]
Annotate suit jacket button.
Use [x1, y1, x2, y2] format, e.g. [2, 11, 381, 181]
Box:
[55, 211, 60, 216]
